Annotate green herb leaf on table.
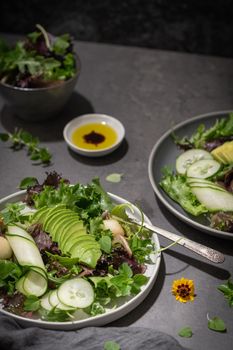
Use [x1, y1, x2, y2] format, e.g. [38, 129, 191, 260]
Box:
[19, 177, 38, 189]
[178, 326, 193, 338]
[0, 129, 52, 165]
[106, 173, 123, 183]
[104, 340, 121, 350]
[218, 279, 233, 307]
[207, 315, 227, 332]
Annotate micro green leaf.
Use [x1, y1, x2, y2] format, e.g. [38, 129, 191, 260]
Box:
[178, 326, 193, 338]
[19, 177, 38, 189]
[106, 173, 123, 183]
[207, 315, 226, 332]
[104, 340, 121, 350]
[99, 235, 112, 254]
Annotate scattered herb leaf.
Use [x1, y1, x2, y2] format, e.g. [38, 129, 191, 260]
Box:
[19, 177, 38, 189]
[106, 173, 123, 183]
[104, 340, 121, 350]
[178, 326, 193, 338]
[207, 315, 226, 332]
[218, 279, 233, 307]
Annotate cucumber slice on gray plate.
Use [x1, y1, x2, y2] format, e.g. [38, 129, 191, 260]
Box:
[187, 159, 221, 179]
[176, 149, 213, 175]
[191, 186, 233, 211]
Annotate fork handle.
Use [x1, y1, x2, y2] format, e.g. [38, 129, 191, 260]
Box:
[143, 222, 225, 264]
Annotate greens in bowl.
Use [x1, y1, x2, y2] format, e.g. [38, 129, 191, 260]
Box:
[0, 172, 160, 329]
[0, 24, 77, 88]
[160, 113, 233, 234]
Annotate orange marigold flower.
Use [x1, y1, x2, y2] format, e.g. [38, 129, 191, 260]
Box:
[172, 277, 195, 303]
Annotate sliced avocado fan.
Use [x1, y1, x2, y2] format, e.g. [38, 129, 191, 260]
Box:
[31, 205, 101, 268]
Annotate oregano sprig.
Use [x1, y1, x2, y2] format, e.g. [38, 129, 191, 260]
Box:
[0, 128, 52, 165]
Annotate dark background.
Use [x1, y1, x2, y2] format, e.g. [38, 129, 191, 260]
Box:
[0, 0, 233, 58]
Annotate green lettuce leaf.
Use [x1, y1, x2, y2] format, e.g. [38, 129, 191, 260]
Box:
[160, 169, 208, 216]
[173, 113, 233, 149]
[0, 260, 23, 294]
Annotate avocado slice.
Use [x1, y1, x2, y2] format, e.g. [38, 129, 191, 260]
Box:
[211, 141, 233, 164]
[62, 229, 87, 252]
[79, 248, 102, 268]
[51, 213, 80, 242]
[43, 208, 71, 232]
[50, 212, 77, 236]
[53, 216, 83, 246]
[31, 206, 49, 224]
[70, 241, 100, 258]
[59, 220, 84, 245]
[64, 233, 96, 253]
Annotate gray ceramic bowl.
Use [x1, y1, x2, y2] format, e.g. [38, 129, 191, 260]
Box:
[0, 56, 81, 122]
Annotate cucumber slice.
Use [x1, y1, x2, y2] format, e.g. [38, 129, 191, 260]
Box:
[30, 266, 47, 279]
[49, 290, 75, 310]
[57, 278, 94, 308]
[191, 186, 233, 212]
[23, 270, 47, 297]
[7, 225, 35, 243]
[176, 149, 213, 175]
[189, 183, 225, 192]
[16, 276, 27, 295]
[6, 235, 45, 270]
[187, 159, 221, 179]
[40, 292, 53, 311]
[187, 177, 218, 184]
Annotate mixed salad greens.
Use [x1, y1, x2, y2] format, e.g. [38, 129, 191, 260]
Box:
[0, 24, 77, 88]
[0, 172, 154, 322]
[160, 113, 233, 233]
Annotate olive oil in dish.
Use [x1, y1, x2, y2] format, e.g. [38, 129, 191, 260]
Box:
[71, 122, 117, 150]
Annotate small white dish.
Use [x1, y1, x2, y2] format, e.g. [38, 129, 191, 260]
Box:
[63, 114, 125, 157]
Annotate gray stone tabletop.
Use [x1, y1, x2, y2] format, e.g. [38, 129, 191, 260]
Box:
[0, 34, 233, 349]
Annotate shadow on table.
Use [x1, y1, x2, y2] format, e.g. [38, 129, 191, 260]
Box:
[0, 92, 94, 142]
[164, 249, 230, 280]
[108, 255, 166, 327]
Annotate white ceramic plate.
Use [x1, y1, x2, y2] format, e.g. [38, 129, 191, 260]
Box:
[148, 110, 233, 240]
[63, 114, 125, 157]
[0, 191, 161, 330]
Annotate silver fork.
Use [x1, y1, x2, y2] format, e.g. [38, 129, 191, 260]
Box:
[133, 220, 225, 264]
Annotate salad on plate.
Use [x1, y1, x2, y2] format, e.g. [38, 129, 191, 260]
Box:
[0, 172, 156, 323]
[160, 113, 233, 233]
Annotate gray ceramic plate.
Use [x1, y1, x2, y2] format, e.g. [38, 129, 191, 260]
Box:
[148, 110, 233, 240]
